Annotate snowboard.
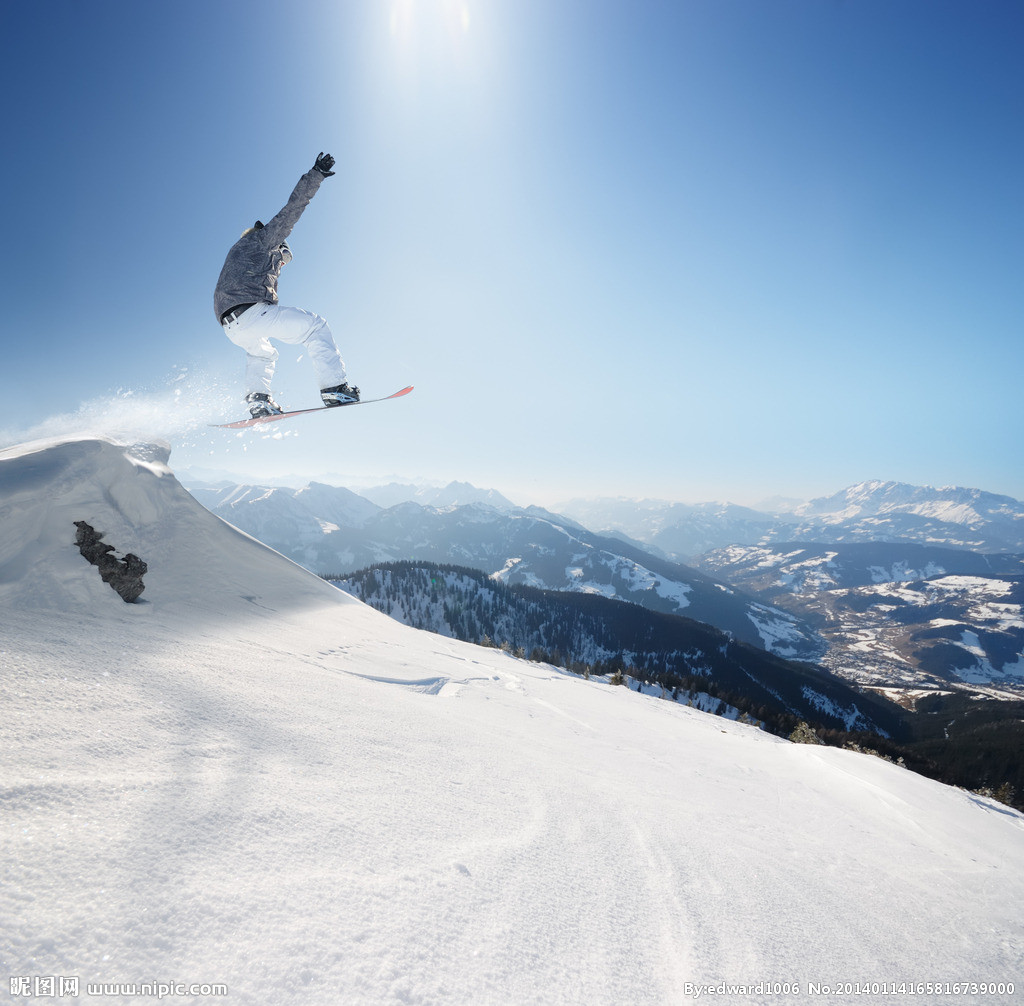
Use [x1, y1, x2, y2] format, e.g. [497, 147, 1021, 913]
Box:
[213, 385, 414, 429]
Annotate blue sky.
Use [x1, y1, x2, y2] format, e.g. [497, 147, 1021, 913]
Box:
[2, 0, 1021, 507]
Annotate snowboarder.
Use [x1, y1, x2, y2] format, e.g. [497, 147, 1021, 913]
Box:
[214, 152, 359, 418]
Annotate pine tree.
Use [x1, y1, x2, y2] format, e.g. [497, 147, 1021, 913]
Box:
[789, 721, 823, 745]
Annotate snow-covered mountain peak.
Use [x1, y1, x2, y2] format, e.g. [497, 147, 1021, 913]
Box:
[430, 479, 515, 509]
[357, 479, 517, 510]
[796, 479, 1022, 524]
[795, 479, 911, 518]
[293, 481, 381, 520]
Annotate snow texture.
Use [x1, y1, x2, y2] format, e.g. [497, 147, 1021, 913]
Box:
[2, 437, 1023, 1005]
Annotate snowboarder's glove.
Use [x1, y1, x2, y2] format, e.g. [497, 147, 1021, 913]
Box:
[314, 152, 336, 177]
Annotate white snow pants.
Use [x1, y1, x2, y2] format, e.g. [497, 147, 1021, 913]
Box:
[222, 302, 347, 396]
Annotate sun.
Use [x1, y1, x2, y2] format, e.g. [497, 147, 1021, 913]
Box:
[389, 0, 472, 45]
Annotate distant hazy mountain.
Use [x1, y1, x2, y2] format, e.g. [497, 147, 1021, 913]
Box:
[782, 480, 1024, 553]
[186, 482, 380, 548]
[554, 498, 780, 560]
[557, 480, 1024, 559]
[357, 481, 519, 510]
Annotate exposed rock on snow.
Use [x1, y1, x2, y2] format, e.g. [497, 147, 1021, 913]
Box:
[73, 520, 147, 602]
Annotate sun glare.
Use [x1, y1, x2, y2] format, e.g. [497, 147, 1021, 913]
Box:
[352, 0, 499, 144]
[389, 0, 471, 45]
[377, 0, 487, 105]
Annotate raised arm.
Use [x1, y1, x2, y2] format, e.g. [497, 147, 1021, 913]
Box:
[261, 153, 336, 246]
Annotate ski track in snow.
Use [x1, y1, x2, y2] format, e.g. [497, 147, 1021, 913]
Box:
[2, 437, 1023, 1005]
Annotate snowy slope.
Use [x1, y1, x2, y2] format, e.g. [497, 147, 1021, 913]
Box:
[2, 438, 1023, 1006]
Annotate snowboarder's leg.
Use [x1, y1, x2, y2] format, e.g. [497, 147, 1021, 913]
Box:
[223, 311, 278, 394]
[259, 304, 348, 390]
[243, 347, 278, 395]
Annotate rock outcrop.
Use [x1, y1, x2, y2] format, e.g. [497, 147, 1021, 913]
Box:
[73, 521, 147, 603]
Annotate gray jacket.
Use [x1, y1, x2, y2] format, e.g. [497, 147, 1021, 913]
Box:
[214, 168, 325, 321]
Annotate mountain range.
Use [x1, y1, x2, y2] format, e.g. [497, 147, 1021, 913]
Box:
[185, 480, 824, 661]
[556, 479, 1024, 559]
[183, 476, 1024, 692]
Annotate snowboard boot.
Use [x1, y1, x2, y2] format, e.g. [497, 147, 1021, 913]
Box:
[246, 392, 284, 418]
[320, 383, 360, 407]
